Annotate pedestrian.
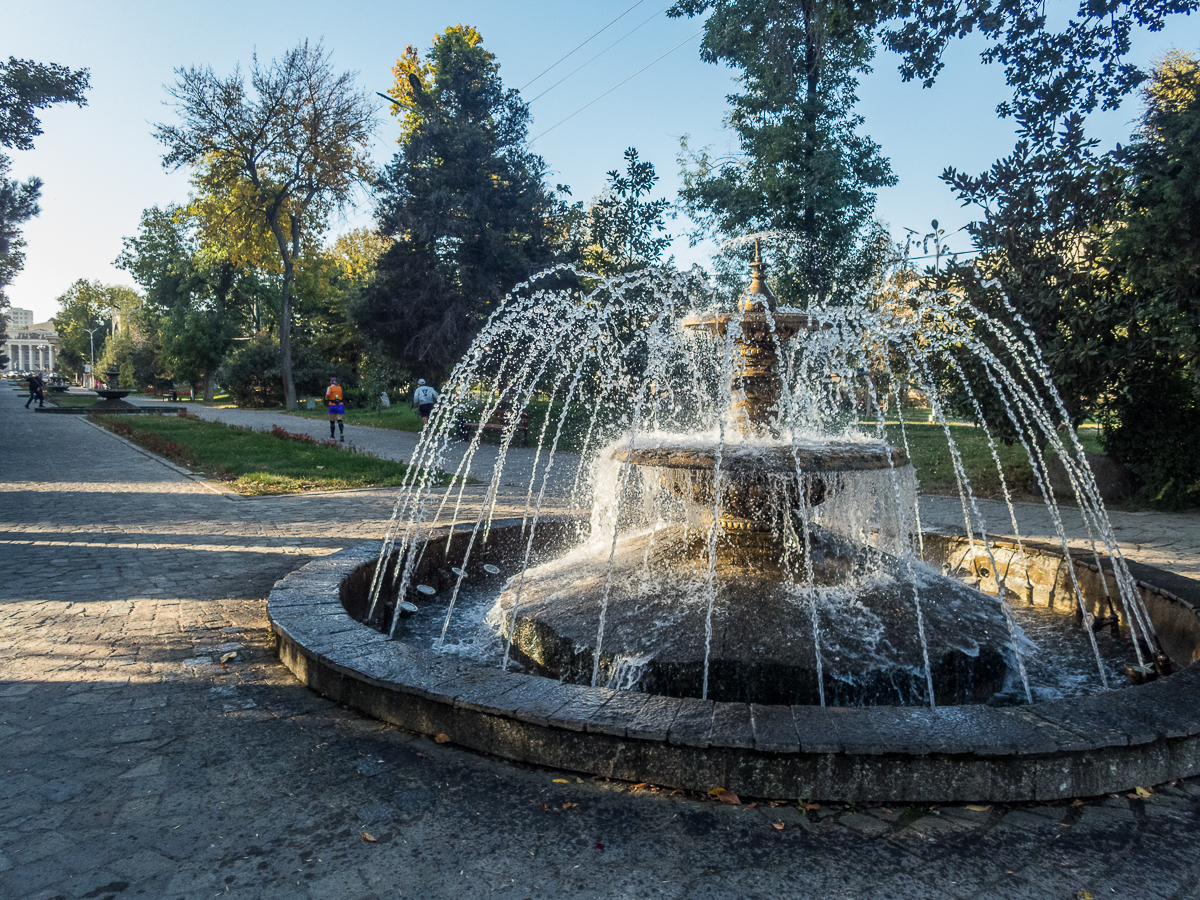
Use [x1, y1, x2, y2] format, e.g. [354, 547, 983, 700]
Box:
[412, 378, 439, 428]
[24, 372, 44, 409]
[325, 377, 345, 442]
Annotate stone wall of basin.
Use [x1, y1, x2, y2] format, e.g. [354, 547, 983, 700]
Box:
[269, 525, 1200, 802]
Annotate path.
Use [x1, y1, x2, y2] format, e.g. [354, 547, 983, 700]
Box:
[3, 390, 1200, 899]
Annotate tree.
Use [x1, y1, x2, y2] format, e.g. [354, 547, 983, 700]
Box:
[356, 25, 557, 380]
[668, 0, 897, 305]
[1099, 51, 1200, 506]
[116, 205, 275, 400]
[571, 147, 672, 277]
[50, 280, 124, 379]
[154, 41, 375, 409]
[0, 57, 89, 309]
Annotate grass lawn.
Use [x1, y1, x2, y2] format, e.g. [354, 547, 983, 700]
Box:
[45, 394, 99, 408]
[93, 413, 414, 495]
[286, 403, 426, 431]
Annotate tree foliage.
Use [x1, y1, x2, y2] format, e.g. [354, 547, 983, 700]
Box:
[557, 147, 673, 277]
[50, 280, 136, 378]
[1098, 51, 1200, 506]
[154, 41, 375, 409]
[668, 0, 897, 305]
[357, 25, 556, 381]
[0, 56, 89, 309]
[116, 205, 277, 399]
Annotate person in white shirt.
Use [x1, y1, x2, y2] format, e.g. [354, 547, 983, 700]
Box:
[412, 379, 439, 427]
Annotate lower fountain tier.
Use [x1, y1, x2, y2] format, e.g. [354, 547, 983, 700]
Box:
[495, 526, 1015, 707]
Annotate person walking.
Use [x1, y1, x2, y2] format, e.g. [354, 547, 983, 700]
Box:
[325, 377, 345, 442]
[412, 379, 439, 428]
[24, 372, 44, 409]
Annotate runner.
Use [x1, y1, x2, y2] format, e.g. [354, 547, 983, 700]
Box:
[325, 377, 345, 442]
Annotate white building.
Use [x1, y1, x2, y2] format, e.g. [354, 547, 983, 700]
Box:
[3, 309, 59, 374]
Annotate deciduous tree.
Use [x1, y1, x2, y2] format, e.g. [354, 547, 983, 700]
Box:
[668, 0, 896, 305]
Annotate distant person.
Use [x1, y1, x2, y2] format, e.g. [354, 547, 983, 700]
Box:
[24, 372, 44, 409]
[325, 377, 345, 442]
[412, 379, 439, 428]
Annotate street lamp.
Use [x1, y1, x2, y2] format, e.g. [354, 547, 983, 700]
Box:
[84, 326, 100, 386]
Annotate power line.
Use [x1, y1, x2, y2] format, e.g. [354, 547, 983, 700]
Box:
[529, 27, 703, 143]
[529, 5, 669, 105]
[520, 0, 651, 90]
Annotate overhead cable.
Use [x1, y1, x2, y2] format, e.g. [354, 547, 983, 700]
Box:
[529, 6, 669, 104]
[529, 27, 703, 143]
[520, 0, 651, 90]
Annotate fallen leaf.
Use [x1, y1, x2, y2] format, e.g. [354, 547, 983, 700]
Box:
[360, 832, 376, 843]
[1071, 799, 1085, 807]
[771, 822, 785, 830]
[803, 802, 821, 811]
[632, 782, 649, 789]
[415, 752, 424, 757]
[541, 803, 549, 811]
[552, 778, 569, 784]
[743, 802, 757, 809]
[1076, 891, 1093, 900]
[1135, 786, 1154, 798]
[434, 734, 450, 744]
[562, 802, 577, 810]
[716, 790, 741, 806]
[595, 842, 605, 851]
[965, 804, 991, 812]
[219, 651, 238, 664]
[882, 808, 893, 814]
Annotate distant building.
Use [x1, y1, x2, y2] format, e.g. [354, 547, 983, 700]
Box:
[3, 311, 59, 373]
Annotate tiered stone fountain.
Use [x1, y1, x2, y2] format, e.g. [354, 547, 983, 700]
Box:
[268, 248, 1200, 802]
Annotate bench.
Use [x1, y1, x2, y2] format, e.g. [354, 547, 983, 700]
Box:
[456, 407, 530, 446]
[145, 384, 179, 401]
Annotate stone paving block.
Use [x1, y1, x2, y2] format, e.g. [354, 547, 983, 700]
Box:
[750, 703, 799, 753]
[585, 690, 651, 738]
[626, 695, 683, 741]
[667, 698, 714, 748]
[708, 702, 753, 750]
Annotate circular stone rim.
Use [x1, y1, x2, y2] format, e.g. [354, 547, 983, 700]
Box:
[611, 442, 910, 473]
[268, 523, 1200, 803]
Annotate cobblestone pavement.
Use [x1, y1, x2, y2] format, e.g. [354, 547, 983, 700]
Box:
[4, 389, 1200, 900]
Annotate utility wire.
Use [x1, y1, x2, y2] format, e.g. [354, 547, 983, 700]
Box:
[529, 5, 668, 104]
[530, 27, 703, 142]
[521, 0, 651, 90]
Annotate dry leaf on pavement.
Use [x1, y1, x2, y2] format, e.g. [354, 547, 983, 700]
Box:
[434, 734, 450, 743]
[360, 832, 377, 843]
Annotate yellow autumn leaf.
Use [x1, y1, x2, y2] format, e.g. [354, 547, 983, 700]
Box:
[552, 778, 569, 783]
[965, 804, 991, 812]
[1135, 786, 1153, 798]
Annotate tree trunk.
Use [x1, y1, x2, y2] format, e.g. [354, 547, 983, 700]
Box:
[203, 366, 217, 403]
[280, 256, 296, 410]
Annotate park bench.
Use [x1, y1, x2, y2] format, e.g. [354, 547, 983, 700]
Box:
[145, 383, 180, 401]
[456, 406, 530, 446]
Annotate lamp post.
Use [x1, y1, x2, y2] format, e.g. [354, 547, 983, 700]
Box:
[84, 326, 99, 387]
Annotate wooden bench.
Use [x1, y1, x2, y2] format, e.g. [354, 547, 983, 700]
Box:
[456, 407, 530, 446]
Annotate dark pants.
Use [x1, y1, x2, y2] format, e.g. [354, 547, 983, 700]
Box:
[25, 389, 42, 408]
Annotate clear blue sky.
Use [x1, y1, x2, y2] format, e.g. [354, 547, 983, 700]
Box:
[6, 0, 1198, 323]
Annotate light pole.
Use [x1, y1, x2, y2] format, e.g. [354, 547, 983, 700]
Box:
[84, 327, 100, 387]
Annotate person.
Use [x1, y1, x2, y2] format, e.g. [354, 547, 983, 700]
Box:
[24, 372, 44, 409]
[412, 378, 439, 427]
[325, 377, 345, 442]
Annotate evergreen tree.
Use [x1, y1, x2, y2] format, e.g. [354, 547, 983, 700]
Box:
[357, 26, 556, 380]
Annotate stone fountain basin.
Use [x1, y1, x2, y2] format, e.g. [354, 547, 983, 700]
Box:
[268, 520, 1200, 802]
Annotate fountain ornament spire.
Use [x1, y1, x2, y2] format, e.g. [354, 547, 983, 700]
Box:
[739, 238, 777, 313]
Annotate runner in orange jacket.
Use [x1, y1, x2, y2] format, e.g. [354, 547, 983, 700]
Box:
[325, 378, 345, 442]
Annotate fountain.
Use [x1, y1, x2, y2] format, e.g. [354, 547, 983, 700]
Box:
[269, 242, 1200, 802]
[38, 366, 184, 415]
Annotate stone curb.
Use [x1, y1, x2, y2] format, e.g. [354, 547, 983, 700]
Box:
[268, 529, 1200, 802]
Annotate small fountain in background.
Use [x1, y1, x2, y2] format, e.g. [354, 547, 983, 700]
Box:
[365, 238, 1169, 710]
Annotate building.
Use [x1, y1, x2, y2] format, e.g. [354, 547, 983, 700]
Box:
[3, 309, 59, 374]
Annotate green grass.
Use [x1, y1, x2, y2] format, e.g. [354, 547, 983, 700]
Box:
[93, 413, 414, 495]
[886, 422, 1037, 498]
[286, 403, 426, 431]
[45, 394, 99, 408]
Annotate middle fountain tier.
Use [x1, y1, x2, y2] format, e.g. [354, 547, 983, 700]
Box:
[494, 244, 1018, 707]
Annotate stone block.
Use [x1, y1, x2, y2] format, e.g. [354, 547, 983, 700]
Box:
[667, 698, 714, 748]
[709, 702, 753, 749]
[750, 704, 799, 753]
[585, 691, 650, 738]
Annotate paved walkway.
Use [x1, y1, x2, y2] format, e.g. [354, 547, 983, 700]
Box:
[3, 389, 1200, 899]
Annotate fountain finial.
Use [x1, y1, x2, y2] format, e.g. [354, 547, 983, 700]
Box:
[739, 238, 777, 313]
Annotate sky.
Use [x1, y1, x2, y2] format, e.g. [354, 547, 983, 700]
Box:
[5, 0, 1199, 324]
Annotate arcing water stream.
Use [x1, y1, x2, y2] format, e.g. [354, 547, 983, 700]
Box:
[365, 243, 1164, 709]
